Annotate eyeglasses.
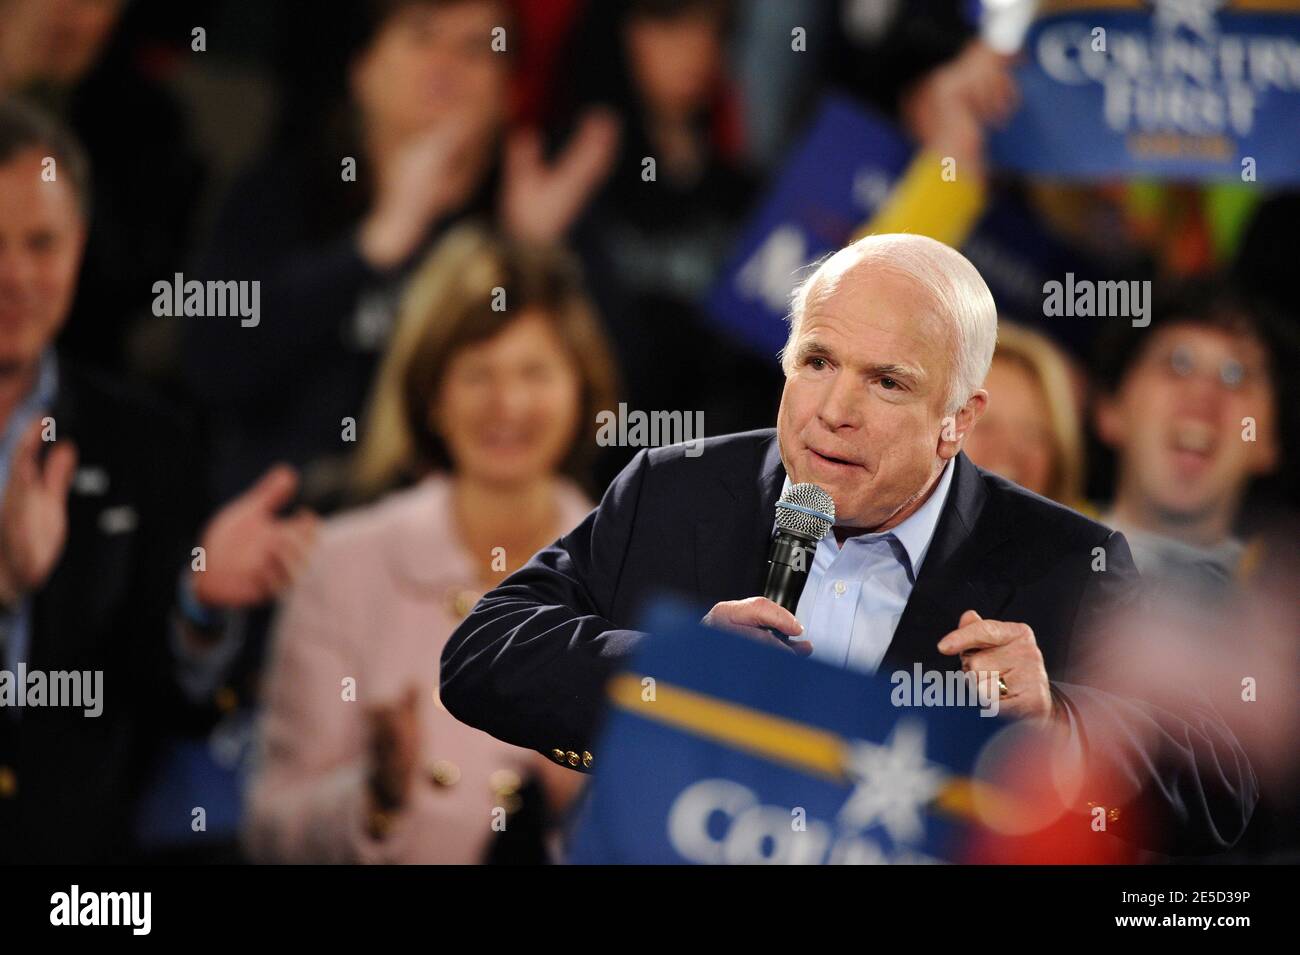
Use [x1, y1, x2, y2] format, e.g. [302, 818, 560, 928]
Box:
[1150, 343, 1261, 391]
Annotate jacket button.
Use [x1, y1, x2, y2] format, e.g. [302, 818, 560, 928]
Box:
[581, 751, 593, 769]
[489, 769, 521, 796]
[550, 748, 567, 764]
[0, 766, 15, 798]
[565, 750, 580, 767]
[428, 760, 460, 787]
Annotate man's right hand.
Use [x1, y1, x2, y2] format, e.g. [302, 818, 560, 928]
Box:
[0, 418, 77, 606]
[701, 597, 813, 656]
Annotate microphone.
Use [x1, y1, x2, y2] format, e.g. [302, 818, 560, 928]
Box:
[764, 482, 835, 619]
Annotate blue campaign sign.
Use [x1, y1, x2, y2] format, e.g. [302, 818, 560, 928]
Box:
[988, 0, 1300, 183]
[566, 602, 1011, 865]
[704, 95, 913, 359]
[701, 93, 1100, 364]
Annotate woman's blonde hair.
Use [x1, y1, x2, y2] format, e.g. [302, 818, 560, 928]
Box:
[352, 224, 619, 499]
[990, 321, 1085, 506]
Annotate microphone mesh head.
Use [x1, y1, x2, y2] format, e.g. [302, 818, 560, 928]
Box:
[775, 483, 835, 540]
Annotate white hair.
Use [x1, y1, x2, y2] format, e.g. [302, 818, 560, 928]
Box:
[780, 234, 998, 414]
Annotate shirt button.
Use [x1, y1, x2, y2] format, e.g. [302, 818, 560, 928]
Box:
[833, 580, 847, 596]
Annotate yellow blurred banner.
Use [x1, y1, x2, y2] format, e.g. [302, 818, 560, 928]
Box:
[853, 150, 987, 247]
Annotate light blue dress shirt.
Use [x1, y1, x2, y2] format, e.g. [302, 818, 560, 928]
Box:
[0, 352, 238, 705]
[790, 459, 955, 675]
[784, 459, 1081, 757]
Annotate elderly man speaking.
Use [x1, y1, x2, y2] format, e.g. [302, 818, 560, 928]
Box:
[441, 235, 1255, 855]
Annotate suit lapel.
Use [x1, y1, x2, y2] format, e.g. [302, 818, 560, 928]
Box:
[694, 430, 785, 604]
[30, 366, 135, 671]
[28, 371, 81, 670]
[883, 453, 1016, 672]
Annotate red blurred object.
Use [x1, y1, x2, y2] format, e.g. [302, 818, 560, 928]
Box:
[710, 80, 745, 164]
[509, 0, 584, 126]
[961, 812, 1143, 865]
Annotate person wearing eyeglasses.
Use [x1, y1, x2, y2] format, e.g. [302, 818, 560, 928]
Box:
[1091, 283, 1288, 590]
[1088, 283, 1299, 863]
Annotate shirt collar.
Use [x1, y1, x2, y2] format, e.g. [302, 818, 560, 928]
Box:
[780, 457, 955, 577]
[0, 349, 58, 443]
[32, 349, 58, 408]
[887, 458, 954, 576]
[0, 349, 59, 491]
[1101, 511, 1243, 578]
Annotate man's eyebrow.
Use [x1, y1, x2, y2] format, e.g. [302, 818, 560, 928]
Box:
[792, 341, 925, 382]
[863, 362, 924, 382]
[792, 338, 832, 360]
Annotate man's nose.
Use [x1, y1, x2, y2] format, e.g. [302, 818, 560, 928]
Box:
[1173, 371, 1226, 417]
[816, 373, 863, 431]
[0, 249, 36, 294]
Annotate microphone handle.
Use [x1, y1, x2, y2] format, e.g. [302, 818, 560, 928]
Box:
[763, 529, 815, 617]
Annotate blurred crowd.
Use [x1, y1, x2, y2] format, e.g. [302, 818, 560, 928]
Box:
[0, 0, 1295, 864]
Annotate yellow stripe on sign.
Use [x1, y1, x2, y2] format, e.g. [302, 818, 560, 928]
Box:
[853, 149, 987, 248]
[607, 673, 846, 781]
[606, 673, 1014, 824]
[1037, 0, 1300, 11]
[1233, 0, 1300, 10]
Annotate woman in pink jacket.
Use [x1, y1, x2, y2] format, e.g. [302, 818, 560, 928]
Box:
[244, 226, 618, 863]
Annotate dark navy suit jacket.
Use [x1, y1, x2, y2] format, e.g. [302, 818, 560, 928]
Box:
[442, 429, 1257, 853]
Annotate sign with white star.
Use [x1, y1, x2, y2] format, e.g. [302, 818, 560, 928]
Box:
[568, 603, 1008, 864]
[838, 720, 948, 845]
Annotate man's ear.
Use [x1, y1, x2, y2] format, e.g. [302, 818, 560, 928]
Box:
[1248, 415, 1280, 477]
[349, 48, 375, 108]
[938, 389, 987, 459]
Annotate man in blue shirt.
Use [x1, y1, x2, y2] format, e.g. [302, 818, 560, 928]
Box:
[0, 98, 320, 862]
[444, 233, 1257, 855]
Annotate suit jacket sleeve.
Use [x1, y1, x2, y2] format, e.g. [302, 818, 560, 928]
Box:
[440, 451, 654, 758]
[1052, 530, 1258, 854]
